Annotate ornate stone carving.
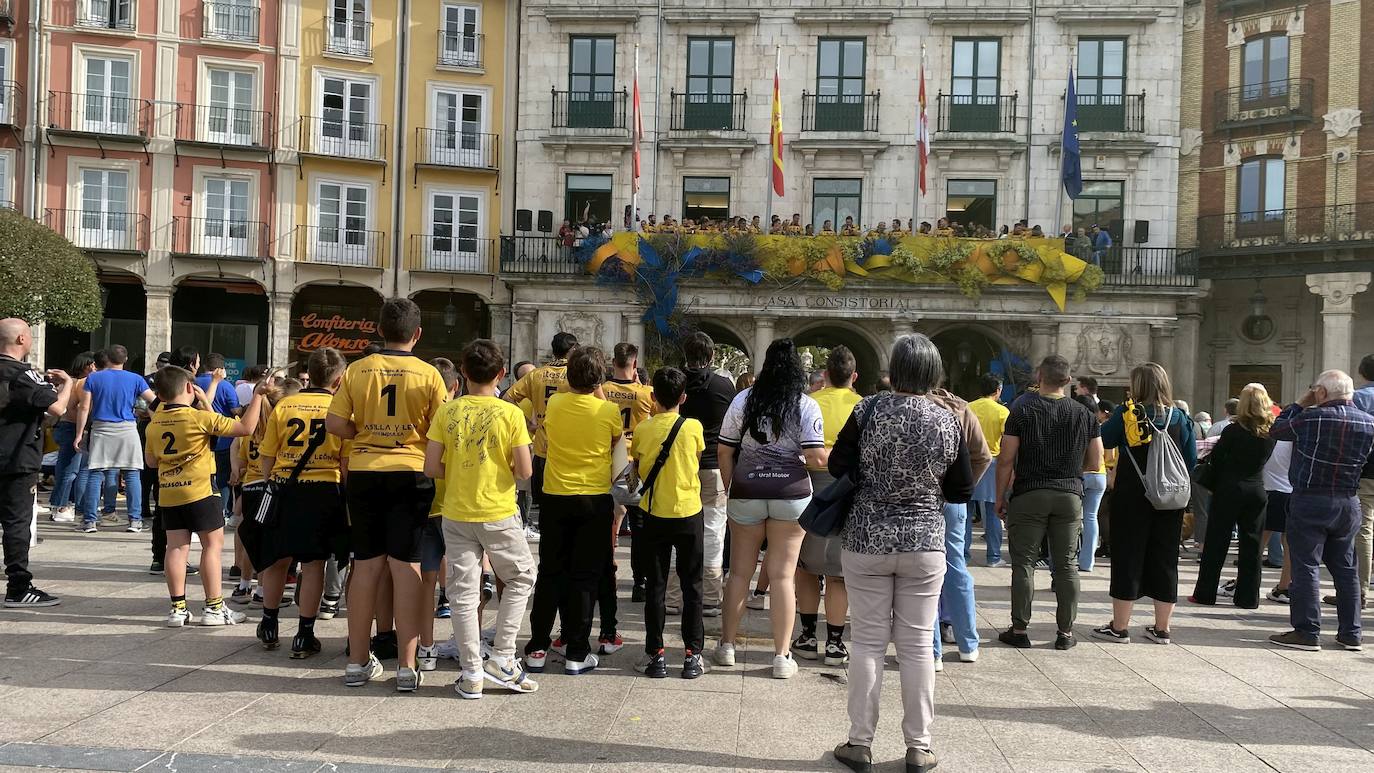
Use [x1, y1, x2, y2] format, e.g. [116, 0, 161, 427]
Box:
[1182, 4, 1202, 31]
[1073, 325, 1134, 376]
[1223, 142, 1240, 167]
[1180, 128, 1203, 157]
[556, 311, 605, 349]
[1306, 272, 1371, 311]
[1003, 322, 1031, 360]
[1323, 108, 1363, 139]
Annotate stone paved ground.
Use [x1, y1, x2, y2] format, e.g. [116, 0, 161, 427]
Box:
[3, 519, 1374, 773]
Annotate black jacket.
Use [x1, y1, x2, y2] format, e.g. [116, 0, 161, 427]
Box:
[680, 367, 736, 470]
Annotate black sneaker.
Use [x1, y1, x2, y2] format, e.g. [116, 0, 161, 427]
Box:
[229, 586, 252, 605]
[630, 584, 646, 603]
[148, 560, 164, 575]
[682, 651, 705, 680]
[824, 639, 850, 666]
[1090, 624, 1130, 644]
[793, 632, 819, 660]
[1143, 626, 1171, 645]
[1269, 630, 1320, 651]
[256, 617, 280, 650]
[1055, 631, 1076, 650]
[291, 631, 322, 659]
[228, 565, 242, 579]
[372, 630, 399, 660]
[318, 596, 341, 620]
[1335, 633, 1363, 652]
[1267, 588, 1291, 604]
[637, 650, 668, 679]
[4, 586, 60, 608]
[998, 628, 1031, 648]
[185, 564, 200, 577]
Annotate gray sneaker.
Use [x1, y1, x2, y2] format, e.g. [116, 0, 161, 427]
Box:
[395, 666, 423, 692]
[199, 605, 246, 626]
[1269, 630, 1320, 652]
[344, 655, 383, 687]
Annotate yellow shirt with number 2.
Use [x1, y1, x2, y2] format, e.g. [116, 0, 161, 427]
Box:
[146, 405, 236, 506]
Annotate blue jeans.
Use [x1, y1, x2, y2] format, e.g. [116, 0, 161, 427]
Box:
[1287, 492, 1361, 639]
[934, 503, 979, 658]
[83, 468, 142, 525]
[1080, 473, 1107, 571]
[975, 500, 1003, 562]
[1266, 531, 1284, 564]
[49, 422, 83, 508]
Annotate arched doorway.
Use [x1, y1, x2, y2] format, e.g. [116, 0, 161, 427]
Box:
[290, 283, 385, 364]
[931, 326, 1026, 401]
[692, 319, 751, 379]
[172, 278, 269, 380]
[410, 290, 490, 361]
[46, 275, 147, 373]
[792, 323, 884, 394]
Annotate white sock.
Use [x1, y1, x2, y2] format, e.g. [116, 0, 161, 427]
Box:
[463, 668, 482, 681]
[237, 579, 251, 591]
[492, 654, 513, 669]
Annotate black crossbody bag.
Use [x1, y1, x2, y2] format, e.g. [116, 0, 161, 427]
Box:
[799, 398, 878, 538]
[636, 415, 687, 514]
[253, 432, 327, 527]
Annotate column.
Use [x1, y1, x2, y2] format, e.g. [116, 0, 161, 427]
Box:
[144, 286, 174, 363]
[1028, 322, 1059, 367]
[511, 308, 537, 365]
[28, 322, 45, 368]
[1149, 324, 1179, 386]
[891, 317, 915, 340]
[1306, 272, 1372, 373]
[488, 304, 513, 364]
[752, 315, 776, 371]
[622, 311, 645, 353]
[1174, 299, 1204, 406]
[268, 292, 293, 366]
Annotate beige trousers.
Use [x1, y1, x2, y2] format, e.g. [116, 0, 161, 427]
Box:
[442, 516, 536, 672]
[1358, 479, 1374, 591]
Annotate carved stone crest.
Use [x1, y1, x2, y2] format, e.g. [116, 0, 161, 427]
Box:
[556, 311, 605, 350]
[1180, 128, 1203, 157]
[1073, 325, 1134, 376]
[1324, 108, 1363, 139]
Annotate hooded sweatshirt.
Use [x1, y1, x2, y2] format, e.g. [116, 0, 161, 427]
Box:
[681, 366, 737, 470]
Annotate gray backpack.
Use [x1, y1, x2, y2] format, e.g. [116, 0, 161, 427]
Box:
[1123, 407, 1192, 511]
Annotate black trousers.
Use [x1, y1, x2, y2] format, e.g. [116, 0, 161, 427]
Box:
[628, 507, 649, 588]
[1, 472, 38, 596]
[525, 493, 612, 662]
[598, 550, 619, 638]
[1193, 481, 1267, 609]
[146, 466, 164, 560]
[643, 511, 705, 655]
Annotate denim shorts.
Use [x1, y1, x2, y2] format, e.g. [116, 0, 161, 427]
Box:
[727, 496, 810, 526]
[420, 516, 446, 573]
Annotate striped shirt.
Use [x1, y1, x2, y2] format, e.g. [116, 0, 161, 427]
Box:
[1270, 400, 1374, 497]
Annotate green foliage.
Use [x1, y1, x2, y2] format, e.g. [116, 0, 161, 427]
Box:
[0, 210, 103, 331]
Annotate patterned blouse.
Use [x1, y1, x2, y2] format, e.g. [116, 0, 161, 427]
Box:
[829, 393, 972, 555]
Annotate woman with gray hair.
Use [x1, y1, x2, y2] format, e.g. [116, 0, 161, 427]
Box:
[829, 334, 974, 773]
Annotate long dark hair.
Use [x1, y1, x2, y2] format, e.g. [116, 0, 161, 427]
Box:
[743, 338, 806, 444]
[68, 351, 96, 379]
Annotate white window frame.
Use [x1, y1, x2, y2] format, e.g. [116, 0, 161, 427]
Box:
[205, 0, 258, 42]
[327, 0, 372, 57]
[428, 84, 490, 166]
[310, 175, 376, 265]
[197, 57, 264, 146]
[313, 68, 379, 158]
[0, 40, 14, 126]
[422, 185, 486, 270]
[439, 4, 481, 68]
[0, 149, 16, 209]
[194, 168, 260, 257]
[67, 159, 139, 250]
[75, 48, 139, 135]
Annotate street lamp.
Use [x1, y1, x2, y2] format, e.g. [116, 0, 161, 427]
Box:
[1249, 284, 1267, 318]
[443, 294, 458, 329]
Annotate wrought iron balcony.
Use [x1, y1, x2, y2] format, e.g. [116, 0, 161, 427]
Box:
[1218, 0, 1303, 12]
[176, 104, 273, 148]
[499, 235, 582, 274]
[202, 1, 260, 43]
[171, 216, 269, 260]
[1076, 92, 1145, 133]
[44, 208, 149, 254]
[0, 0, 13, 23]
[1214, 78, 1312, 131]
[936, 93, 1017, 133]
[0, 81, 22, 127]
[669, 91, 747, 132]
[437, 31, 483, 68]
[298, 115, 386, 161]
[298, 224, 385, 268]
[46, 91, 152, 139]
[414, 128, 498, 170]
[408, 235, 494, 274]
[76, 0, 136, 31]
[1098, 247, 1198, 288]
[551, 89, 628, 131]
[324, 18, 373, 58]
[1197, 202, 1374, 256]
[801, 92, 879, 133]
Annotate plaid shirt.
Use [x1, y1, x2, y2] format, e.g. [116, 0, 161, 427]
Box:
[1271, 400, 1374, 497]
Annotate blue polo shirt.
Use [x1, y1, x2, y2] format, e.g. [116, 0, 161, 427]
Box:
[194, 375, 241, 452]
[85, 369, 149, 423]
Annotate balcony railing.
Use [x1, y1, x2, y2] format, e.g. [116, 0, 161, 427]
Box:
[669, 91, 747, 132]
[298, 224, 385, 267]
[499, 236, 582, 274]
[46, 91, 152, 138]
[298, 115, 386, 161]
[801, 92, 880, 133]
[1076, 92, 1145, 133]
[171, 216, 269, 260]
[76, 0, 136, 31]
[408, 235, 494, 274]
[1214, 78, 1313, 130]
[324, 18, 373, 58]
[202, 1, 260, 43]
[1097, 247, 1198, 288]
[176, 104, 273, 148]
[551, 89, 628, 130]
[1218, 0, 1302, 12]
[414, 128, 498, 169]
[936, 93, 1017, 133]
[1197, 202, 1374, 254]
[0, 1, 13, 23]
[44, 208, 149, 254]
[437, 31, 483, 68]
[0, 81, 22, 127]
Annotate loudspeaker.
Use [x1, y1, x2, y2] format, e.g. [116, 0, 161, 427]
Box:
[1108, 219, 1124, 242]
[1134, 220, 1149, 244]
[537, 210, 553, 233]
[516, 209, 532, 232]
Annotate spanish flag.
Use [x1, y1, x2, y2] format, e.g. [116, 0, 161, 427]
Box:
[770, 48, 784, 197]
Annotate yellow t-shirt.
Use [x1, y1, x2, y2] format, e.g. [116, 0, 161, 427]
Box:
[602, 379, 655, 437]
[810, 386, 861, 449]
[260, 389, 343, 484]
[427, 395, 531, 521]
[543, 392, 622, 496]
[238, 435, 266, 486]
[328, 351, 448, 472]
[631, 413, 705, 518]
[145, 405, 237, 507]
[503, 360, 569, 457]
[968, 397, 1010, 457]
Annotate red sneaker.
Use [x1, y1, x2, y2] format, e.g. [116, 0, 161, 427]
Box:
[598, 633, 624, 655]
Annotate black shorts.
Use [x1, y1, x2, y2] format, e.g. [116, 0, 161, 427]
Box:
[162, 496, 225, 533]
[346, 471, 435, 562]
[1265, 490, 1291, 533]
[253, 481, 348, 567]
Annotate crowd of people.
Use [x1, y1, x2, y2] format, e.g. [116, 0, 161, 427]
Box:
[2, 307, 1373, 773]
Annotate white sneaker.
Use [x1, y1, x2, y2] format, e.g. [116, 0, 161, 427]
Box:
[395, 667, 423, 692]
[524, 526, 541, 543]
[345, 655, 384, 687]
[200, 605, 246, 626]
[934, 658, 945, 673]
[1218, 579, 1237, 598]
[564, 653, 598, 675]
[711, 642, 736, 667]
[49, 506, 75, 523]
[35, 503, 52, 516]
[165, 607, 196, 627]
[959, 649, 979, 663]
[746, 592, 768, 610]
[435, 637, 461, 661]
[125, 521, 144, 533]
[417, 645, 438, 672]
[772, 653, 797, 679]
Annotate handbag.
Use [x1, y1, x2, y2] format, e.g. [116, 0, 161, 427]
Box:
[1192, 457, 1217, 493]
[254, 431, 326, 527]
[799, 398, 877, 538]
[611, 416, 686, 509]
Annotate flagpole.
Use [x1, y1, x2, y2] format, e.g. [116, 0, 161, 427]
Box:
[1058, 54, 1072, 235]
[631, 44, 639, 228]
[912, 45, 925, 230]
[765, 46, 778, 232]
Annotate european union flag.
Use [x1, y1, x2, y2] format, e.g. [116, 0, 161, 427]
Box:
[1061, 66, 1083, 200]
